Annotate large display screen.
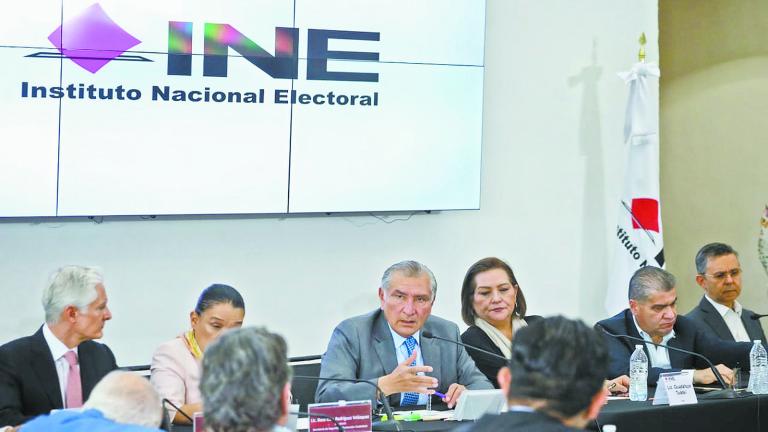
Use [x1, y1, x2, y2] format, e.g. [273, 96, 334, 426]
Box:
[0, 0, 485, 216]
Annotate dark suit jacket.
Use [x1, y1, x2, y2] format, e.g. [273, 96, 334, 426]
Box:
[315, 309, 492, 407]
[454, 410, 583, 432]
[686, 296, 767, 344]
[0, 327, 118, 427]
[460, 315, 542, 388]
[596, 309, 752, 385]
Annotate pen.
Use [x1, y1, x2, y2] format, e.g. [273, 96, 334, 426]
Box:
[433, 391, 446, 399]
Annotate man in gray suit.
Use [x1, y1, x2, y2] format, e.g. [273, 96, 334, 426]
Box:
[686, 243, 766, 343]
[316, 261, 492, 408]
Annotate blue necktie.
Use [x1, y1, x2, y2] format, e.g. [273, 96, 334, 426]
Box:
[401, 336, 420, 406]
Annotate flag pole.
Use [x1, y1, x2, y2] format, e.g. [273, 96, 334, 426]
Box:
[638, 32, 646, 63]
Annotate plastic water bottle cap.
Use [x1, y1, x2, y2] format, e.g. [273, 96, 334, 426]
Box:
[602, 425, 617, 432]
[755, 340, 761, 344]
[635, 344, 643, 349]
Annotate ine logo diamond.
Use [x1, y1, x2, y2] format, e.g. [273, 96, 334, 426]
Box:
[47, 3, 141, 73]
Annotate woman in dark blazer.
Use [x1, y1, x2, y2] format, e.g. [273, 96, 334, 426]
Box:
[460, 257, 541, 388]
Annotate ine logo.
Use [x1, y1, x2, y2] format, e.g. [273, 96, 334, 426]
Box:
[27, 3, 380, 82]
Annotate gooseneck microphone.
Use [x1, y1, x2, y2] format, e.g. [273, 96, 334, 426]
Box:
[750, 312, 768, 320]
[421, 330, 508, 362]
[293, 411, 345, 432]
[292, 375, 399, 431]
[162, 398, 194, 423]
[594, 324, 748, 399]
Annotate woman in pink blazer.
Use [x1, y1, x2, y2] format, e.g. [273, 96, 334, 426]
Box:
[150, 284, 245, 424]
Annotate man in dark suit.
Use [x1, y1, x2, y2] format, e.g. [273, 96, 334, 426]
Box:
[597, 266, 752, 386]
[316, 261, 492, 409]
[457, 316, 610, 432]
[686, 242, 766, 344]
[0, 266, 118, 428]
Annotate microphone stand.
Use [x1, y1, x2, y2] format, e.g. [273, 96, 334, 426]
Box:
[293, 411, 345, 432]
[292, 375, 400, 431]
[421, 331, 508, 361]
[595, 325, 748, 399]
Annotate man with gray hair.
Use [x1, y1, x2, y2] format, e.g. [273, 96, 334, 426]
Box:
[597, 266, 753, 385]
[19, 372, 162, 431]
[686, 242, 766, 343]
[0, 266, 117, 428]
[316, 260, 492, 408]
[200, 327, 292, 432]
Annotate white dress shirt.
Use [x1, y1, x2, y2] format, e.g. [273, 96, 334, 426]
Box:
[388, 326, 428, 405]
[42, 324, 79, 407]
[704, 295, 751, 342]
[632, 315, 674, 369]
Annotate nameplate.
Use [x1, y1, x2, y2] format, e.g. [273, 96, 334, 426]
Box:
[653, 370, 697, 406]
[193, 412, 204, 432]
[308, 400, 372, 432]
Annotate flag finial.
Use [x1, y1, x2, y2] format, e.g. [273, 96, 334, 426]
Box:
[638, 33, 647, 63]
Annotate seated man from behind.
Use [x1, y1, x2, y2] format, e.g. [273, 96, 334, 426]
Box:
[457, 316, 610, 432]
[200, 327, 292, 432]
[316, 260, 492, 409]
[0, 266, 118, 428]
[597, 266, 753, 386]
[686, 242, 766, 343]
[20, 372, 163, 431]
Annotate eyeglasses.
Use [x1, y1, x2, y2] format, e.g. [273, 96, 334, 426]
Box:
[701, 268, 742, 281]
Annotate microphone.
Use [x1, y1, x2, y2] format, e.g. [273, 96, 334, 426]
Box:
[292, 375, 399, 431]
[421, 330, 508, 362]
[750, 313, 768, 320]
[293, 411, 345, 432]
[595, 324, 745, 399]
[162, 398, 194, 423]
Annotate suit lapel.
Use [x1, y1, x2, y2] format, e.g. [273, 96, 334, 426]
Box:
[29, 328, 63, 409]
[419, 321, 441, 390]
[78, 342, 95, 399]
[372, 312, 398, 375]
[699, 298, 733, 340]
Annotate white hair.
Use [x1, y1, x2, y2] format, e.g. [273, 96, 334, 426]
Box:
[84, 371, 163, 428]
[42, 266, 103, 323]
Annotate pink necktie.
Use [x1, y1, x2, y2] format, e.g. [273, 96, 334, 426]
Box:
[63, 351, 83, 408]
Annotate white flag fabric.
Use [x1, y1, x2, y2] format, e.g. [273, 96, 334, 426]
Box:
[605, 62, 665, 315]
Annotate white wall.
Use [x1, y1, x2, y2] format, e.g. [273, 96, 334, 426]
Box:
[0, 0, 658, 365]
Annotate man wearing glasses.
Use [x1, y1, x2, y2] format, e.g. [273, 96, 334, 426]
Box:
[316, 260, 492, 408]
[686, 243, 767, 344]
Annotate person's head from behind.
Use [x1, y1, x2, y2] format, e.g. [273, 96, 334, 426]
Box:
[378, 260, 437, 338]
[496, 316, 608, 429]
[42, 266, 112, 346]
[694, 242, 742, 308]
[83, 371, 162, 428]
[628, 266, 677, 341]
[201, 327, 291, 432]
[460, 257, 527, 328]
[191, 284, 245, 352]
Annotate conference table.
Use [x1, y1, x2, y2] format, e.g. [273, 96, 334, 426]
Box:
[170, 393, 768, 431]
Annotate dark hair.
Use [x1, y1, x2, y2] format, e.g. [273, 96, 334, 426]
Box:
[695, 242, 738, 274]
[195, 284, 245, 315]
[201, 327, 290, 431]
[507, 316, 607, 417]
[460, 257, 527, 326]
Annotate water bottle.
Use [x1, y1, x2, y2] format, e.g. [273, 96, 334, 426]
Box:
[629, 344, 648, 401]
[749, 340, 768, 394]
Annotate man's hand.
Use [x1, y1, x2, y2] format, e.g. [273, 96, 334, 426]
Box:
[378, 351, 437, 396]
[693, 364, 733, 385]
[442, 383, 466, 408]
[605, 375, 630, 394]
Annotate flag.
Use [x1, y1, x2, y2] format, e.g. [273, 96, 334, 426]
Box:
[605, 62, 665, 315]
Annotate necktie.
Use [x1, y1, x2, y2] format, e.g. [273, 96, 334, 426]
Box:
[401, 336, 420, 406]
[63, 351, 83, 408]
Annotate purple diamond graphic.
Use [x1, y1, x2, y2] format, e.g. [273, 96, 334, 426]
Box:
[48, 3, 141, 73]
